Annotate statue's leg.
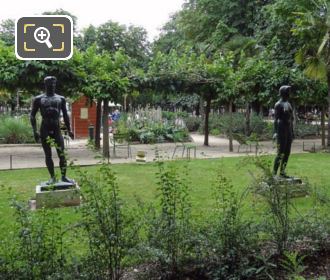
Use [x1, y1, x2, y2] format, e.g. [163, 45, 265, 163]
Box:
[41, 136, 55, 180]
[280, 135, 292, 176]
[273, 136, 285, 175]
[54, 131, 67, 179]
[273, 153, 282, 175]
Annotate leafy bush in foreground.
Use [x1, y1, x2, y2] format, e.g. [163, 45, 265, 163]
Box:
[0, 157, 329, 279]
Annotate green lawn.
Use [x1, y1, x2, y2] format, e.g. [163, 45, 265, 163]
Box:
[0, 153, 329, 231]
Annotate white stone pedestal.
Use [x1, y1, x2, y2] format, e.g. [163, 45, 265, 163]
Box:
[136, 151, 147, 163]
[35, 181, 80, 209]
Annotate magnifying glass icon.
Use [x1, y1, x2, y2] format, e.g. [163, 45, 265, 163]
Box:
[34, 27, 53, 48]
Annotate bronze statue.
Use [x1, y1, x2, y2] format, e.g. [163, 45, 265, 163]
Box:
[30, 76, 74, 184]
[273, 85, 294, 177]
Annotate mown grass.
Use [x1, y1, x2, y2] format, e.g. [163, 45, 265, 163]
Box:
[0, 153, 329, 234]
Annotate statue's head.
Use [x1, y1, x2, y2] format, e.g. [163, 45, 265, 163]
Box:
[279, 85, 291, 101]
[44, 76, 57, 94]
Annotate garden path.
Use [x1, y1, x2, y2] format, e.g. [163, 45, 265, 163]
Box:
[0, 134, 322, 170]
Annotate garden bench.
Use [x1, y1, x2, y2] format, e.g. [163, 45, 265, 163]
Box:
[110, 133, 132, 158]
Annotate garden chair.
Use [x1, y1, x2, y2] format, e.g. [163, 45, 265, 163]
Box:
[232, 133, 252, 153]
[110, 133, 132, 158]
[233, 133, 260, 153]
[172, 136, 197, 160]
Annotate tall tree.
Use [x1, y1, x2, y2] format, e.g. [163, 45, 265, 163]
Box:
[149, 50, 232, 146]
[0, 19, 15, 46]
[82, 46, 130, 155]
[292, 0, 330, 146]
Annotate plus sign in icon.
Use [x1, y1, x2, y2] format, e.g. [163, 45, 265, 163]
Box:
[16, 16, 73, 60]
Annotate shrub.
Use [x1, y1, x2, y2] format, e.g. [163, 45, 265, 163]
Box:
[0, 116, 34, 144]
[121, 108, 191, 144]
[210, 128, 221, 135]
[184, 116, 202, 132]
[250, 156, 298, 254]
[204, 171, 258, 279]
[162, 111, 176, 121]
[139, 130, 156, 144]
[77, 163, 140, 280]
[0, 199, 71, 279]
[216, 113, 245, 135]
[140, 159, 193, 278]
[294, 121, 319, 138]
[250, 114, 272, 140]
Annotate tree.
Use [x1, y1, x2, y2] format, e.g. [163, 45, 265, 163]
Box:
[82, 46, 130, 156]
[152, 13, 187, 54]
[292, 0, 330, 146]
[42, 9, 78, 31]
[0, 19, 15, 46]
[149, 50, 232, 146]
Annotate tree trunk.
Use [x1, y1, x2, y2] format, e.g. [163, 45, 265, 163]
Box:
[321, 105, 326, 148]
[95, 99, 102, 150]
[229, 99, 233, 152]
[199, 97, 204, 117]
[204, 96, 211, 146]
[102, 98, 110, 159]
[245, 103, 251, 136]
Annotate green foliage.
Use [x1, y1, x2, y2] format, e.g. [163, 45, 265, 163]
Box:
[184, 116, 202, 132]
[294, 121, 320, 138]
[205, 172, 258, 279]
[76, 163, 139, 280]
[251, 156, 295, 254]
[117, 108, 190, 144]
[197, 113, 272, 140]
[0, 156, 330, 279]
[0, 115, 34, 144]
[0, 19, 15, 46]
[142, 159, 192, 276]
[280, 251, 306, 280]
[0, 197, 71, 280]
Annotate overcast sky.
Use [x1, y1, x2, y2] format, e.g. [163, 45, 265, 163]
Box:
[0, 0, 185, 40]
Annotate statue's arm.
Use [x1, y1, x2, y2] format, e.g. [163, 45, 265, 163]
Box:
[61, 97, 74, 139]
[273, 103, 280, 137]
[30, 97, 39, 132]
[30, 97, 40, 142]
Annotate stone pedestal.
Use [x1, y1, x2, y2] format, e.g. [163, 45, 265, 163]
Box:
[273, 176, 303, 185]
[136, 151, 147, 163]
[35, 181, 80, 209]
[257, 176, 308, 198]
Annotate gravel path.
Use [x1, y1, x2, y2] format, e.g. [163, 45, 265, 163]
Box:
[0, 134, 322, 170]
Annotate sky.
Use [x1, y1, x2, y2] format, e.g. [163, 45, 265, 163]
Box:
[0, 0, 185, 40]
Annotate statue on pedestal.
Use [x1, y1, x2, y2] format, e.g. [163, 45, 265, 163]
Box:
[30, 76, 74, 185]
[273, 85, 294, 178]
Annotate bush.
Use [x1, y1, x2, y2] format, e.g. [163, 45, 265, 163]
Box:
[119, 108, 191, 144]
[210, 128, 221, 135]
[0, 199, 72, 280]
[139, 159, 193, 278]
[0, 156, 329, 279]
[250, 114, 272, 140]
[184, 116, 202, 132]
[202, 172, 259, 279]
[77, 163, 140, 280]
[216, 113, 245, 135]
[0, 116, 34, 144]
[294, 121, 319, 138]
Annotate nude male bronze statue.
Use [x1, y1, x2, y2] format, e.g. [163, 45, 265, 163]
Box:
[30, 76, 74, 184]
[273, 85, 294, 177]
